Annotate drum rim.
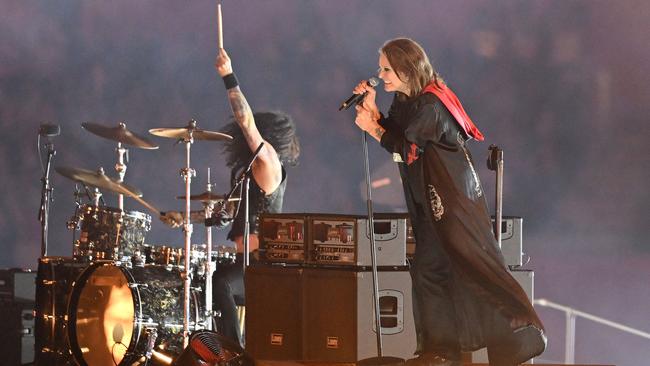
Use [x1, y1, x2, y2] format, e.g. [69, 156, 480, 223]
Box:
[67, 262, 143, 366]
[80, 204, 152, 221]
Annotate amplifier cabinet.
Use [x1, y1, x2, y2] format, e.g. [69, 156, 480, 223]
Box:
[244, 265, 416, 362]
[405, 216, 524, 268]
[491, 216, 524, 267]
[259, 214, 307, 264]
[309, 213, 408, 267]
[260, 213, 408, 267]
[0, 269, 36, 303]
[358, 213, 407, 267]
[0, 302, 35, 366]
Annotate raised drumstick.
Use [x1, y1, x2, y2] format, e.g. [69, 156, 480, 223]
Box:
[217, 3, 223, 49]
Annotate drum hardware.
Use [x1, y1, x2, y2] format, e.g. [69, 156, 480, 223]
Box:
[82, 121, 159, 211]
[149, 119, 232, 346]
[201, 168, 217, 331]
[144, 328, 158, 361]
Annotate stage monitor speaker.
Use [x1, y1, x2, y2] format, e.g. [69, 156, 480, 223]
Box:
[302, 267, 415, 362]
[245, 265, 303, 360]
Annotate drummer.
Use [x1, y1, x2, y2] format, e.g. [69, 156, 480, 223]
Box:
[161, 47, 300, 347]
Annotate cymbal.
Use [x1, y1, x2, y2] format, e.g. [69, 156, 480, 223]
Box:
[55, 166, 143, 197]
[176, 191, 241, 202]
[82, 122, 159, 149]
[149, 120, 232, 142]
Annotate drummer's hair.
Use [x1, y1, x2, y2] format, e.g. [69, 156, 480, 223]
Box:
[221, 111, 300, 170]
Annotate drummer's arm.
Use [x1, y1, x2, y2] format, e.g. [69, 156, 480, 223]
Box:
[216, 49, 282, 195]
[159, 210, 206, 228]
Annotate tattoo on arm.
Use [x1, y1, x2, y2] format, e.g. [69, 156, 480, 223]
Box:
[374, 126, 385, 140]
[227, 86, 253, 125]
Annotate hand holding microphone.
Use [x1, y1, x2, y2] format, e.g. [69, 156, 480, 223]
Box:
[339, 77, 379, 111]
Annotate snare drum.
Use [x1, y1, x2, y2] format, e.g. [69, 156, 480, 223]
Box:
[67, 262, 206, 366]
[142, 244, 237, 276]
[74, 205, 151, 262]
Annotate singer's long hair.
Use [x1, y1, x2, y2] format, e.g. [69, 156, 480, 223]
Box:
[380, 38, 444, 100]
[220, 111, 300, 172]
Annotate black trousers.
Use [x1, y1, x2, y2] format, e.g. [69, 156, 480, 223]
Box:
[212, 254, 254, 347]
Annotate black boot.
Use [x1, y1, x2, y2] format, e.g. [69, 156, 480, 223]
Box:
[487, 325, 547, 366]
[510, 325, 547, 364]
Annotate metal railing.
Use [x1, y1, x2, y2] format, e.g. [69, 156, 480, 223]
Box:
[534, 298, 650, 364]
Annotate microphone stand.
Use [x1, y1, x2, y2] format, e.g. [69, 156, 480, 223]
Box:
[339, 95, 402, 365]
[488, 145, 504, 247]
[38, 141, 55, 257]
[207, 142, 264, 272]
[357, 131, 403, 366]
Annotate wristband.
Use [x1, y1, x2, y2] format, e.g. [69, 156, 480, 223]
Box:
[222, 73, 239, 89]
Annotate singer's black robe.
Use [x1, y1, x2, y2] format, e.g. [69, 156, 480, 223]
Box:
[379, 91, 544, 353]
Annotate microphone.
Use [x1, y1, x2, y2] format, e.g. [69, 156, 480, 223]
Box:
[338, 77, 379, 111]
[39, 123, 61, 137]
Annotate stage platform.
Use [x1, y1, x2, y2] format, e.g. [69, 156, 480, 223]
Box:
[257, 361, 614, 366]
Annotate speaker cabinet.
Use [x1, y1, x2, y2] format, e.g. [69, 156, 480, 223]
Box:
[245, 265, 415, 362]
[302, 267, 414, 362]
[245, 265, 303, 360]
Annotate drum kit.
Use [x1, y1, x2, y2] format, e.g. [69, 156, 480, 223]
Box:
[34, 120, 241, 366]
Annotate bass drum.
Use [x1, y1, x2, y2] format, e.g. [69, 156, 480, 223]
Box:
[67, 262, 206, 366]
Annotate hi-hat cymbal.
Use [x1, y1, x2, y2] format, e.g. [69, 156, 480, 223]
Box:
[149, 120, 232, 142]
[82, 122, 159, 149]
[176, 191, 241, 202]
[55, 166, 143, 197]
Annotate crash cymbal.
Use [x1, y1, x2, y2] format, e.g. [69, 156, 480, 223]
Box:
[55, 166, 143, 197]
[149, 120, 232, 142]
[176, 191, 241, 202]
[82, 122, 159, 149]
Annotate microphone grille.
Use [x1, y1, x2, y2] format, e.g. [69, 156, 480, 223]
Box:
[368, 77, 379, 87]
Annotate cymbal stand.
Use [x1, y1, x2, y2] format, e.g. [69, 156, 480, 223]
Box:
[92, 186, 103, 207]
[180, 121, 197, 347]
[38, 140, 55, 257]
[203, 168, 215, 330]
[115, 129, 129, 211]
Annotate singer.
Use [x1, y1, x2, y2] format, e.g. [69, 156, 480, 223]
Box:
[351, 38, 545, 366]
